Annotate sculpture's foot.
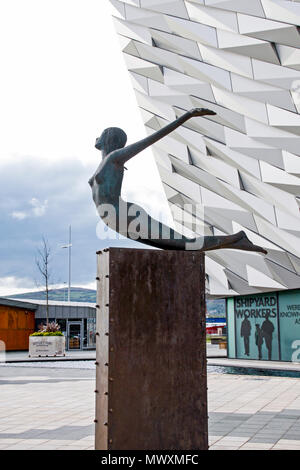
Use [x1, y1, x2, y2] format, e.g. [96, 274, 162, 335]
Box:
[228, 231, 267, 254]
[227, 230, 248, 244]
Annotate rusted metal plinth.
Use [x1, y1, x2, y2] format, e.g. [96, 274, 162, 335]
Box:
[95, 248, 207, 450]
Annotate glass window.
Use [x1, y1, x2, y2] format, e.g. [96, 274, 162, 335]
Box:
[56, 319, 66, 336]
[87, 318, 96, 348]
[83, 319, 87, 348]
[35, 318, 55, 331]
[35, 319, 46, 331]
[68, 322, 82, 350]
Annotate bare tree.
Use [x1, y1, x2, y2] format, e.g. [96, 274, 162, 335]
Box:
[35, 236, 52, 324]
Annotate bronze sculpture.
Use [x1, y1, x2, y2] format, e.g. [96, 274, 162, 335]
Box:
[89, 108, 267, 254]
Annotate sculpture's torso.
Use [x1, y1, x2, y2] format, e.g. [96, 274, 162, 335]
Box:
[89, 157, 124, 209]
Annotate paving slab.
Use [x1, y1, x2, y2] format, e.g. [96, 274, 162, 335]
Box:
[0, 364, 300, 449]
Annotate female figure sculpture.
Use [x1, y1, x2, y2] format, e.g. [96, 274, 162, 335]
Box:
[89, 108, 267, 254]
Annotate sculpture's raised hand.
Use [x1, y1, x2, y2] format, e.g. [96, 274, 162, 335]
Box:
[188, 108, 216, 117]
[108, 107, 218, 166]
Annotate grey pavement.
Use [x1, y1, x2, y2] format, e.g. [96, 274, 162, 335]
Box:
[208, 372, 300, 449]
[0, 365, 95, 450]
[1, 362, 300, 449]
[3, 349, 96, 363]
[3, 344, 226, 363]
[206, 343, 227, 358]
[8, 346, 300, 375]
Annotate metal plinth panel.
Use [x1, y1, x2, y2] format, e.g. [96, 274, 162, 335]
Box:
[95, 248, 207, 450]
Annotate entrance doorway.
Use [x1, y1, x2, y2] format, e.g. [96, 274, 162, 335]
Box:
[68, 322, 82, 350]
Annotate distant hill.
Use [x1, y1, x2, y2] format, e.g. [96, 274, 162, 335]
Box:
[9, 287, 97, 303]
[10, 287, 226, 316]
[206, 298, 226, 317]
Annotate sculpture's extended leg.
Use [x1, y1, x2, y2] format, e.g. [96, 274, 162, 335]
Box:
[112, 200, 267, 254]
[213, 232, 267, 254]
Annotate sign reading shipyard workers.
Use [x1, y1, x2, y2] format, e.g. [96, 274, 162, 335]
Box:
[279, 289, 300, 362]
[234, 293, 279, 361]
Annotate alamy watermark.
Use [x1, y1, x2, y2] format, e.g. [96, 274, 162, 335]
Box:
[95, 199, 206, 250]
[291, 339, 300, 363]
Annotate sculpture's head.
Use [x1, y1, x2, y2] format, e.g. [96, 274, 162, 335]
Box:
[95, 127, 127, 156]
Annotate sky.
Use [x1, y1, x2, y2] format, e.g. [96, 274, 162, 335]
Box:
[0, 0, 171, 296]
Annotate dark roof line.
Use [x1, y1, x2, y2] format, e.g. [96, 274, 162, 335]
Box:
[0, 297, 38, 311]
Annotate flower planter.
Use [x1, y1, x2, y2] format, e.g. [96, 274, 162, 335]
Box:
[29, 335, 65, 357]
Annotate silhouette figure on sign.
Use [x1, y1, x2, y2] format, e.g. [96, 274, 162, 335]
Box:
[261, 313, 274, 361]
[240, 317, 251, 356]
[89, 108, 267, 253]
[255, 324, 263, 360]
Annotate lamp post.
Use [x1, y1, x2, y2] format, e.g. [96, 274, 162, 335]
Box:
[63, 282, 67, 302]
[61, 225, 72, 302]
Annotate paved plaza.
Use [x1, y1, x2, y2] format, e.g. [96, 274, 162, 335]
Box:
[1, 362, 300, 450]
[208, 372, 300, 450]
[1, 345, 226, 363]
[0, 365, 95, 450]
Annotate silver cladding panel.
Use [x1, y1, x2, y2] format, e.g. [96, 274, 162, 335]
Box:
[110, 0, 300, 296]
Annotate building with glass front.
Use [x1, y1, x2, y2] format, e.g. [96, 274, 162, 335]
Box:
[14, 299, 96, 351]
[227, 288, 300, 362]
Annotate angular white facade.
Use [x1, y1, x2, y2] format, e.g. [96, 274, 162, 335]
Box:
[110, 0, 300, 297]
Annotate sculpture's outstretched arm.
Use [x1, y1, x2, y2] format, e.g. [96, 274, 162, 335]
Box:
[111, 108, 216, 165]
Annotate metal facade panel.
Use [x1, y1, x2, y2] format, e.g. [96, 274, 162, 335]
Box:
[110, 0, 300, 296]
[34, 304, 95, 319]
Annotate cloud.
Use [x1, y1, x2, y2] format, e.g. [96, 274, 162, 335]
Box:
[0, 276, 38, 296]
[30, 198, 48, 217]
[0, 0, 174, 296]
[0, 155, 163, 295]
[0, 156, 99, 292]
[11, 211, 27, 220]
[0, 275, 98, 297]
[10, 197, 48, 220]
